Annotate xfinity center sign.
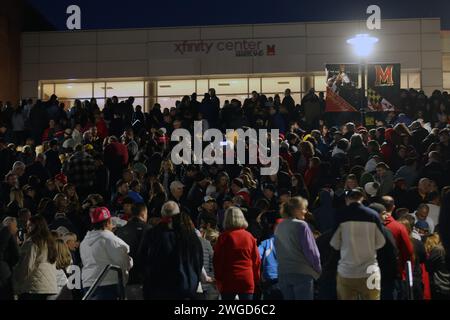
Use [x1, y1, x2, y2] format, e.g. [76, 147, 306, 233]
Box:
[174, 40, 276, 57]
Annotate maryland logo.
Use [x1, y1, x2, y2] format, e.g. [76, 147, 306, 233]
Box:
[267, 45, 276, 56]
[374, 65, 394, 87]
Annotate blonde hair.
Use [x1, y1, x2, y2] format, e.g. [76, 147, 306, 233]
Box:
[241, 174, 257, 190]
[282, 196, 308, 218]
[425, 233, 442, 254]
[55, 239, 72, 270]
[223, 207, 248, 230]
[159, 159, 175, 175]
[62, 232, 77, 244]
[9, 188, 24, 208]
[203, 227, 219, 247]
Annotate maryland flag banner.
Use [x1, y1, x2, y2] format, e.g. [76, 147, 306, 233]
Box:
[325, 64, 359, 112]
[367, 63, 401, 111]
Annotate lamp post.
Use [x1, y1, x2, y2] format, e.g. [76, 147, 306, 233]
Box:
[347, 34, 379, 126]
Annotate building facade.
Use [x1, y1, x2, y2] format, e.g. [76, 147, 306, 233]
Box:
[20, 18, 450, 110]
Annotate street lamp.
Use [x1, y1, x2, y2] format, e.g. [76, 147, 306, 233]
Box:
[347, 34, 379, 126]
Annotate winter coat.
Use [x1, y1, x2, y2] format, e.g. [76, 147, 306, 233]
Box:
[214, 229, 261, 294]
[138, 223, 203, 299]
[12, 240, 58, 295]
[80, 229, 133, 288]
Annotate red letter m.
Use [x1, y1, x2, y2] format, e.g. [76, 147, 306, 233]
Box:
[375, 65, 394, 86]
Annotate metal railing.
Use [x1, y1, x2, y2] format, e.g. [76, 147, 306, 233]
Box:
[82, 264, 125, 300]
[406, 260, 414, 300]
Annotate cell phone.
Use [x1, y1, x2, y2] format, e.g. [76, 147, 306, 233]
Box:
[18, 229, 25, 243]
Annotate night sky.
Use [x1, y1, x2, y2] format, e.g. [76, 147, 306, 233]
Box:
[28, 0, 450, 30]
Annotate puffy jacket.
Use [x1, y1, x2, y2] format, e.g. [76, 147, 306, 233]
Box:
[80, 229, 133, 288]
[12, 240, 58, 295]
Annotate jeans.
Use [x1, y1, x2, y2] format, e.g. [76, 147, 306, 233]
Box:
[279, 273, 314, 300]
[83, 284, 120, 300]
[221, 293, 254, 300]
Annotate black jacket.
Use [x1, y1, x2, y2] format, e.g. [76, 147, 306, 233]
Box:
[116, 217, 149, 284]
[426, 245, 450, 298]
[0, 226, 19, 289]
[138, 223, 203, 299]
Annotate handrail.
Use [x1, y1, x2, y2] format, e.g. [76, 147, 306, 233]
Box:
[406, 260, 414, 300]
[82, 264, 125, 300]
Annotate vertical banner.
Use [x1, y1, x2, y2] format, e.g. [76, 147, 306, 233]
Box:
[325, 64, 360, 112]
[367, 63, 401, 111]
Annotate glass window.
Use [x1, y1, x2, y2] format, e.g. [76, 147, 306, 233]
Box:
[249, 78, 261, 93]
[157, 97, 182, 109]
[408, 73, 421, 90]
[95, 99, 106, 110]
[209, 78, 248, 95]
[401, 73, 408, 89]
[443, 55, 450, 72]
[157, 80, 196, 96]
[94, 82, 106, 98]
[106, 81, 144, 98]
[291, 94, 301, 105]
[42, 83, 54, 100]
[313, 76, 326, 92]
[261, 77, 301, 94]
[444, 73, 450, 90]
[59, 99, 75, 110]
[196, 80, 209, 96]
[55, 83, 92, 99]
[132, 97, 145, 110]
[217, 95, 249, 108]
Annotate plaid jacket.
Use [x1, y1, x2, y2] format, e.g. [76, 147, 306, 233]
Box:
[63, 151, 96, 188]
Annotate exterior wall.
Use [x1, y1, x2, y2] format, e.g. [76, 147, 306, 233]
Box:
[0, 1, 21, 104]
[21, 18, 444, 99]
[442, 31, 450, 90]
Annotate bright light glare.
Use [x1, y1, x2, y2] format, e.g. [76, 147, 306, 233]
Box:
[347, 34, 379, 58]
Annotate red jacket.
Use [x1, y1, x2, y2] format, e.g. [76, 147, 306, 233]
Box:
[384, 215, 414, 278]
[213, 229, 261, 294]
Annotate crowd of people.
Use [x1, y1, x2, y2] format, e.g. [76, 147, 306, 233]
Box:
[0, 87, 450, 300]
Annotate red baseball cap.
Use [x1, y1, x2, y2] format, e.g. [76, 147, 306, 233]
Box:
[90, 207, 111, 224]
[55, 173, 68, 185]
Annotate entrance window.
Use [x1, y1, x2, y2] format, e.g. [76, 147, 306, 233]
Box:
[217, 95, 249, 107]
[157, 80, 196, 96]
[106, 81, 144, 98]
[55, 83, 92, 99]
[157, 97, 181, 110]
[209, 78, 248, 95]
[313, 76, 326, 92]
[94, 82, 106, 98]
[196, 79, 209, 96]
[262, 77, 301, 94]
[249, 78, 261, 93]
[444, 73, 450, 90]
[42, 83, 55, 100]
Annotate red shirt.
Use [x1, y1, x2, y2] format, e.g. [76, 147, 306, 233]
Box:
[384, 215, 414, 278]
[213, 229, 261, 294]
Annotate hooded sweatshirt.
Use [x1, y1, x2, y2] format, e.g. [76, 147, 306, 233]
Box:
[80, 229, 132, 288]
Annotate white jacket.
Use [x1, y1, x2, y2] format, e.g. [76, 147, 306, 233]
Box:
[13, 240, 58, 295]
[80, 230, 133, 288]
